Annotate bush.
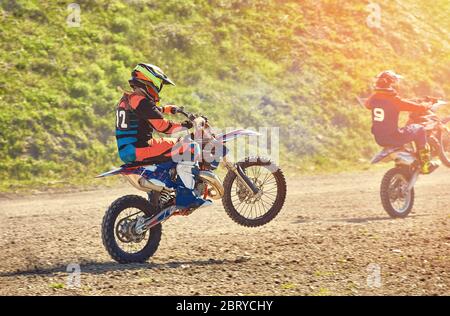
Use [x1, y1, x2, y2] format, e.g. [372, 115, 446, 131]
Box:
[0, 0, 449, 189]
[70, 82, 90, 98]
[111, 17, 132, 34]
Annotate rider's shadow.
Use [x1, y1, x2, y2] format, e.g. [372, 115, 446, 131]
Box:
[0, 258, 234, 278]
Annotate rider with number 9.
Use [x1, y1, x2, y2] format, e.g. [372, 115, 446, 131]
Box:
[365, 70, 439, 174]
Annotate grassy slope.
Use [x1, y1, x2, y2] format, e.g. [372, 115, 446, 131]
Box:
[0, 0, 449, 190]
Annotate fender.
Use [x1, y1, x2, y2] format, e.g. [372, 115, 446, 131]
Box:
[237, 156, 274, 166]
[371, 148, 396, 164]
[390, 151, 416, 166]
[96, 166, 128, 178]
[371, 147, 415, 165]
[215, 129, 260, 143]
[95, 161, 158, 178]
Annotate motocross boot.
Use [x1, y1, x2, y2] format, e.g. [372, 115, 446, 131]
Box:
[175, 161, 212, 210]
[418, 145, 440, 174]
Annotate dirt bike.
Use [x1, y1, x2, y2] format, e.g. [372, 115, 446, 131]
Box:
[371, 99, 449, 218]
[97, 107, 287, 263]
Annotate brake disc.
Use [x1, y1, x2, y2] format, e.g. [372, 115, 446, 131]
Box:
[236, 182, 250, 202]
[116, 217, 146, 243]
[237, 178, 264, 204]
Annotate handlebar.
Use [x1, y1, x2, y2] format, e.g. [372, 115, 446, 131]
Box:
[176, 106, 209, 124]
[429, 100, 448, 113]
[176, 106, 196, 121]
[408, 100, 448, 126]
[174, 106, 215, 140]
[407, 99, 447, 115]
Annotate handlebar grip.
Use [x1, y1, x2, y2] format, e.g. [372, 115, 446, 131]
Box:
[176, 109, 189, 116]
[175, 106, 198, 121]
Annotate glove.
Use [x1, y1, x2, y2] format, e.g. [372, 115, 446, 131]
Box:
[424, 96, 435, 102]
[169, 105, 180, 114]
[181, 120, 193, 129]
[162, 105, 180, 114]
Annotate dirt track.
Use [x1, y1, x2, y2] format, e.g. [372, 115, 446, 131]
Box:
[0, 168, 449, 296]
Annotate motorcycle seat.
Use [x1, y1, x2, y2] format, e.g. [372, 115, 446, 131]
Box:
[121, 157, 176, 170]
[120, 161, 156, 169]
[381, 146, 403, 153]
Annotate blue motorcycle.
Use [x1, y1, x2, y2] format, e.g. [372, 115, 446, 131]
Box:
[97, 108, 286, 263]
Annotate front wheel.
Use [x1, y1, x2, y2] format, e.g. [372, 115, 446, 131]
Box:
[438, 129, 450, 167]
[222, 157, 287, 227]
[380, 167, 414, 218]
[101, 195, 162, 263]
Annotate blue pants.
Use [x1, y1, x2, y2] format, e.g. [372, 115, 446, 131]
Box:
[374, 124, 427, 150]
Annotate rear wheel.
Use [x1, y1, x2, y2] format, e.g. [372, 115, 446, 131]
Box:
[102, 195, 162, 263]
[380, 167, 414, 218]
[438, 129, 450, 167]
[222, 157, 286, 227]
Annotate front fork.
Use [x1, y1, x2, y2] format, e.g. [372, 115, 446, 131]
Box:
[221, 157, 261, 196]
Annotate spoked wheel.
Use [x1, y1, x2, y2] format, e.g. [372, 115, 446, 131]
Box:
[380, 167, 414, 218]
[222, 157, 286, 227]
[439, 129, 450, 167]
[102, 195, 162, 263]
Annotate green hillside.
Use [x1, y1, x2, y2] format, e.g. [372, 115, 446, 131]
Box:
[0, 0, 449, 190]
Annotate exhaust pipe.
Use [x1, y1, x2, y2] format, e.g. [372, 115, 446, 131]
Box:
[198, 171, 224, 200]
[123, 174, 172, 193]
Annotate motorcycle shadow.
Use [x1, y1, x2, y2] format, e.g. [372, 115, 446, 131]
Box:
[294, 213, 430, 224]
[0, 258, 234, 278]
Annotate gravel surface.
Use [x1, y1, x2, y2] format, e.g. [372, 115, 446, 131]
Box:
[0, 169, 449, 296]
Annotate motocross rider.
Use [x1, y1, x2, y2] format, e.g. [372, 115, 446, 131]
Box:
[115, 63, 211, 209]
[365, 70, 440, 174]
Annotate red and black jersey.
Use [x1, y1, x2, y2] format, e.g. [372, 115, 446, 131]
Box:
[365, 89, 429, 137]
